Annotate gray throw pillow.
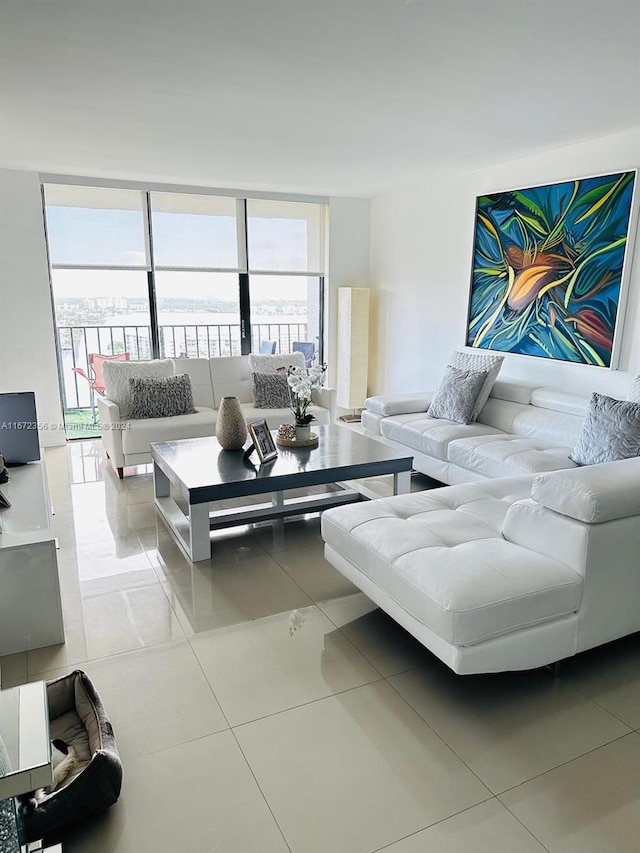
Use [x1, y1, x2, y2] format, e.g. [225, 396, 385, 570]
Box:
[252, 372, 291, 409]
[570, 393, 640, 465]
[448, 350, 504, 421]
[428, 365, 489, 424]
[128, 374, 196, 420]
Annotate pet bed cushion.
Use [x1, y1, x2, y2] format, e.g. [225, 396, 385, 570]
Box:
[21, 670, 122, 842]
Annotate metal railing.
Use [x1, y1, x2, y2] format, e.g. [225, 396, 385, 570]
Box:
[58, 322, 309, 410]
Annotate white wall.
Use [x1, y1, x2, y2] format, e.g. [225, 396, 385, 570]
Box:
[0, 169, 65, 447]
[327, 197, 371, 394]
[369, 130, 640, 400]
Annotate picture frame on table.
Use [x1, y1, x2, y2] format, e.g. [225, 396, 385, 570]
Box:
[248, 419, 278, 464]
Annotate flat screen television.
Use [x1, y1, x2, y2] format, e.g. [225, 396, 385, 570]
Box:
[0, 391, 41, 464]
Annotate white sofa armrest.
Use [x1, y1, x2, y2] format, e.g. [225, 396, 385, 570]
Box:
[97, 397, 125, 469]
[312, 386, 337, 423]
[531, 457, 640, 523]
[364, 392, 433, 417]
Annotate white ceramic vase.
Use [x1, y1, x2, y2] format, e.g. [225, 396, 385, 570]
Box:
[295, 423, 312, 443]
[216, 396, 247, 450]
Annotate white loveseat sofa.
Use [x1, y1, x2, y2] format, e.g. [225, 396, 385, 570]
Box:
[98, 354, 335, 478]
[322, 457, 640, 674]
[362, 379, 589, 484]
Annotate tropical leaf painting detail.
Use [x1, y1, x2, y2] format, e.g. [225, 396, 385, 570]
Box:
[467, 171, 636, 366]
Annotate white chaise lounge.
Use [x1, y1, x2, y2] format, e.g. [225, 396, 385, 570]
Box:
[322, 457, 640, 674]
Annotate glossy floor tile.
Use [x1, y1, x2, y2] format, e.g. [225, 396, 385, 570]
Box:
[155, 547, 313, 634]
[235, 680, 491, 853]
[500, 733, 640, 853]
[190, 605, 380, 725]
[390, 664, 631, 793]
[561, 633, 640, 730]
[60, 731, 290, 853]
[3, 439, 636, 853]
[320, 592, 430, 677]
[35, 641, 229, 760]
[0, 651, 27, 688]
[381, 798, 547, 852]
[27, 576, 186, 675]
[271, 539, 360, 601]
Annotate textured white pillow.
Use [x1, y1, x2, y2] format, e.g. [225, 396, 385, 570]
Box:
[102, 359, 174, 418]
[448, 350, 504, 420]
[627, 375, 640, 403]
[248, 352, 305, 374]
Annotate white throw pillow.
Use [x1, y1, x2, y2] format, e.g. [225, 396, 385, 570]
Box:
[448, 350, 504, 420]
[248, 352, 305, 374]
[627, 375, 640, 403]
[102, 359, 174, 419]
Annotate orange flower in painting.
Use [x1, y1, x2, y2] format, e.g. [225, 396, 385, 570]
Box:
[505, 246, 568, 312]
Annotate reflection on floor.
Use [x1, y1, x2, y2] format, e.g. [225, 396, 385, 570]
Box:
[1, 439, 639, 852]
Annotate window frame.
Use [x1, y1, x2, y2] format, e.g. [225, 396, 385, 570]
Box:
[42, 180, 327, 364]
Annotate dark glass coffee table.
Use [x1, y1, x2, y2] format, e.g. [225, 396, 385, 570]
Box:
[151, 425, 413, 562]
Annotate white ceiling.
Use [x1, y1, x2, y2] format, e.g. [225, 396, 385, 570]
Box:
[1, 0, 639, 197]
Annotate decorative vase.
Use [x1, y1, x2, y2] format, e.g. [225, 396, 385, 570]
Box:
[216, 396, 247, 450]
[295, 423, 312, 443]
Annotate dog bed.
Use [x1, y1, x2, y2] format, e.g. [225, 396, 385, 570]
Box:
[21, 669, 122, 841]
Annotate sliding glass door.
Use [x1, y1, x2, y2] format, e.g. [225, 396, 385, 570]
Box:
[43, 183, 327, 437]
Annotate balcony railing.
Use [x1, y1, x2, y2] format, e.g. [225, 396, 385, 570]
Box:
[58, 322, 309, 410]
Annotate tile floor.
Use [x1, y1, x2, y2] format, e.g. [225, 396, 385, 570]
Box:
[2, 439, 640, 853]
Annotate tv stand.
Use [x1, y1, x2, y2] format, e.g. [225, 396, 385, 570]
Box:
[0, 462, 64, 656]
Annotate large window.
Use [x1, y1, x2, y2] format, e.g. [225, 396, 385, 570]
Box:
[43, 183, 327, 436]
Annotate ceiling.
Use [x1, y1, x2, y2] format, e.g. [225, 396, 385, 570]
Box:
[1, 0, 639, 197]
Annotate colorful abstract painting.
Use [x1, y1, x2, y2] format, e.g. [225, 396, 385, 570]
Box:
[467, 171, 637, 367]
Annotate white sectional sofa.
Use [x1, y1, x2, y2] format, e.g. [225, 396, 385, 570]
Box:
[323, 374, 640, 674]
[362, 379, 588, 484]
[322, 457, 640, 674]
[98, 354, 336, 478]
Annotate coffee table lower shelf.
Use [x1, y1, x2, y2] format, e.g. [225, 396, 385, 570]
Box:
[154, 484, 368, 563]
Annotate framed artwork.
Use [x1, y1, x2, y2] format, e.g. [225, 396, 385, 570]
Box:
[466, 170, 637, 367]
[248, 419, 278, 464]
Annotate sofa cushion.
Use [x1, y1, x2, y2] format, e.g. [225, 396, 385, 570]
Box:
[122, 408, 216, 455]
[532, 456, 640, 523]
[478, 397, 585, 446]
[570, 393, 640, 466]
[365, 392, 433, 417]
[247, 352, 305, 374]
[172, 358, 215, 408]
[128, 374, 196, 420]
[321, 479, 582, 645]
[251, 372, 291, 408]
[428, 365, 489, 424]
[103, 359, 174, 419]
[449, 351, 504, 420]
[530, 387, 591, 417]
[209, 356, 254, 406]
[487, 379, 538, 405]
[448, 433, 576, 478]
[380, 413, 502, 461]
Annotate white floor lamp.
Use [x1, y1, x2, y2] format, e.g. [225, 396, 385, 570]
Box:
[337, 287, 370, 422]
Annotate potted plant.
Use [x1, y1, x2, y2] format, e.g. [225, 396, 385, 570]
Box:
[285, 364, 327, 441]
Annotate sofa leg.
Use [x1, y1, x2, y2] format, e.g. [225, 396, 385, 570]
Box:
[545, 661, 562, 678]
[116, 467, 124, 480]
